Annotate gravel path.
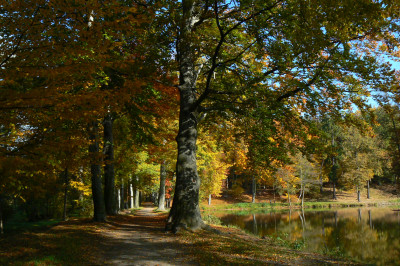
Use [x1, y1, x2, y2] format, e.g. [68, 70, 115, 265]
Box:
[99, 203, 196, 266]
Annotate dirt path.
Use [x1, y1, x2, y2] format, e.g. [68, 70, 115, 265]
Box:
[99, 203, 196, 266]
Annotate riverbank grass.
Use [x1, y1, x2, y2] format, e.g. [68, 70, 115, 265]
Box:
[179, 224, 352, 265]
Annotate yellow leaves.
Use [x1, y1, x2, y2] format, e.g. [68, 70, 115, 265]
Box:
[70, 180, 92, 196]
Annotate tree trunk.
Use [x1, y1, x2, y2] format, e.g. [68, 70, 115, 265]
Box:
[129, 182, 133, 209]
[252, 176, 256, 203]
[357, 186, 360, 202]
[158, 162, 166, 211]
[63, 168, 69, 221]
[208, 194, 211, 206]
[103, 114, 117, 215]
[301, 184, 305, 209]
[333, 182, 337, 200]
[367, 180, 370, 199]
[117, 189, 121, 212]
[166, 1, 204, 232]
[88, 122, 106, 222]
[0, 195, 3, 235]
[319, 160, 324, 193]
[134, 176, 140, 209]
[120, 183, 124, 210]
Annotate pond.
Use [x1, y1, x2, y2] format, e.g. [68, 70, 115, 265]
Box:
[212, 207, 400, 264]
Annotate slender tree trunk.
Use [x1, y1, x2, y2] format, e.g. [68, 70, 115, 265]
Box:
[320, 160, 324, 193]
[158, 162, 166, 211]
[88, 122, 106, 222]
[117, 189, 121, 212]
[63, 168, 69, 221]
[103, 114, 117, 215]
[208, 194, 211, 206]
[333, 182, 337, 200]
[134, 176, 140, 209]
[367, 180, 370, 199]
[252, 176, 256, 203]
[120, 183, 124, 210]
[0, 195, 3, 235]
[166, 1, 204, 232]
[129, 182, 133, 209]
[301, 184, 305, 209]
[357, 186, 360, 202]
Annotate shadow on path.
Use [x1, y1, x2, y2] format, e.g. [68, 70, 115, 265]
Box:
[100, 203, 197, 266]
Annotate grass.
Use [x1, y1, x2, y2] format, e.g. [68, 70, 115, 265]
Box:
[178, 225, 352, 265]
[4, 219, 61, 234]
[0, 218, 105, 265]
[201, 199, 400, 213]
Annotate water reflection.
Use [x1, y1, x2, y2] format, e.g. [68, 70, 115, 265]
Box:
[217, 208, 400, 265]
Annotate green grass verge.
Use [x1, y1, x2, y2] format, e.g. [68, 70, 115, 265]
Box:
[201, 200, 400, 212]
[4, 219, 61, 234]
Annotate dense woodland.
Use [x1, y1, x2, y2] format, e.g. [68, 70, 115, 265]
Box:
[1, 0, 400, 233]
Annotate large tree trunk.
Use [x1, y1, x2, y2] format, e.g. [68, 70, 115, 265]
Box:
[88, 122, 106, 222]
[103, 114, 117, 215]
[166, 0, 204, 232]
[63, 168, 69, 221]
[158, 162, 167, 211]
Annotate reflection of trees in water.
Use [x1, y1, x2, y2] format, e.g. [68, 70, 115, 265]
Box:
[218, 208, 400, 264]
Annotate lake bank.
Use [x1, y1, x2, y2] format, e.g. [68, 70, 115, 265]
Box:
[202, 206, 400, 265]
[200, 185, 400, 212]
[0, 205, 354, 265]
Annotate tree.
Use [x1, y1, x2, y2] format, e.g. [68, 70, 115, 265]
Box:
[341, 124, 385, 201]
[197, 132, 230, 205]
[165, 0, 400, 231]
[293, 153, 318, 208]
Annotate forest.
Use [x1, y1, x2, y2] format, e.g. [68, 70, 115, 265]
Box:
[1, 0, 400, 265]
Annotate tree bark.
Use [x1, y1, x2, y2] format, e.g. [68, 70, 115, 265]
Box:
[88, 122, 106, 222]
[252, 176, 256, 203]
[158, 162, 167, 211]
[208, 194, 211, 206]
[166, 0, 204, 232]
[63, 167, 69, 221]
[357, 186, 360, 202]
[0, 195, 3, 235]
[367, 180, 370, 199]
[333, 182, 337, 200]
[103, 114, 117, 215]
[129, 182, 133, 209]
[120, 183, 124, 210]
[319, 160, 324, 193]
[117, 189, 121, 212]
[134, 176, 140, 209]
